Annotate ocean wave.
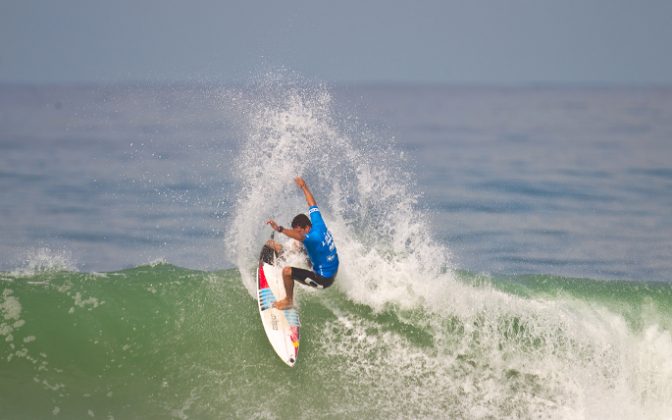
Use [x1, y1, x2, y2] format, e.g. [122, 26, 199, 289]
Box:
[0, 266, 671, 418]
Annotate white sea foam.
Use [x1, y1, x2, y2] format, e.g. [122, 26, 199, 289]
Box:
[1, 288, 23, 345]
[11, 248, 76, 276]
[147, 257, 168, 267]
[72, 292, 103, 310]
[1, 288, 22, 320]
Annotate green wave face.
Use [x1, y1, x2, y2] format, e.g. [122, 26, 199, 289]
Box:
[1, 265, 671, 419]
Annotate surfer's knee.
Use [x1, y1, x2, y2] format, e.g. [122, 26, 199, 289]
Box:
[282, 266, 292, 277]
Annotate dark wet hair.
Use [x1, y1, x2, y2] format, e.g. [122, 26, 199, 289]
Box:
[291, 214, 311, 229]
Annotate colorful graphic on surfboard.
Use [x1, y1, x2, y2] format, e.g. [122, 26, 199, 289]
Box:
[256, 240, 301, 367]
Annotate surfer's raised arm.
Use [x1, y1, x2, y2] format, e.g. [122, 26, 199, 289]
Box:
[295, 176, 316, 207]
[266, 177, 319, 241]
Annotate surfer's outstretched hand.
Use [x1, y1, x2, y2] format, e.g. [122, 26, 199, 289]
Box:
[266, 219, 280, 232]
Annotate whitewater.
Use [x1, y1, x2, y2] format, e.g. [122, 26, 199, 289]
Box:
[1, 79, 672, 419]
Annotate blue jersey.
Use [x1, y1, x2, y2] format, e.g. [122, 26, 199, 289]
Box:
[303, 206, 339, 278]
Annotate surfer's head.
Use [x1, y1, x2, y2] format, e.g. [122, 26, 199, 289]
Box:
[291, 214, 311, 232]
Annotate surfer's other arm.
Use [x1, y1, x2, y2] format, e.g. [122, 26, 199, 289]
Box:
[266, 219, 307, 242]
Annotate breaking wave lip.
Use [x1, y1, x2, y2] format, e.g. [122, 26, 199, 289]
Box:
[221, 72, 672, 418]
[226, 72, 455, 309]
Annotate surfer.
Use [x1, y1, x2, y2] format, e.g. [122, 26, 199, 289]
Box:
[266, 177, 339, 310]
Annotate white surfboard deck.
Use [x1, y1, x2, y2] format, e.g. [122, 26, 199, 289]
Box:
[256, 245, 301, 367]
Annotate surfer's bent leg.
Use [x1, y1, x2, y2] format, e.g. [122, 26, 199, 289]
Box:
[273, 266, 295, 310]
[273, 267, 335, 310]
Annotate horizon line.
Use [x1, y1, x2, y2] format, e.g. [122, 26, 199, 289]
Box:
[1, 79, 672, 90]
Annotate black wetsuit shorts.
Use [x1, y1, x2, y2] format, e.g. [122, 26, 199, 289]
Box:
[291, 267, 336, 289]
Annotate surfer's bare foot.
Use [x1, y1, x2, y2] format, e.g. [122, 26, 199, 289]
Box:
[273, 298, 293, 310]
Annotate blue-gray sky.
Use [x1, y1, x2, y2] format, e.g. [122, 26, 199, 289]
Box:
[2, 0, 671, 85]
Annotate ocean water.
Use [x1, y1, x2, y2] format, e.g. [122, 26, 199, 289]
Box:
[1, 80, 672, 419]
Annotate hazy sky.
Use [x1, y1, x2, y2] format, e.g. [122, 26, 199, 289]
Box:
[2, 0, 671, 85]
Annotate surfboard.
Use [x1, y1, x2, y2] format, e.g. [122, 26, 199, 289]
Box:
[256, 243, 301, 367]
